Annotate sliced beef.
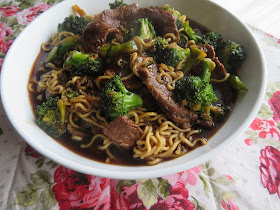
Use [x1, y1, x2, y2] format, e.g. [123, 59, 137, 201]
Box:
[83, 4, 178, 52]
[134, 55, 198, 128]
[103, 115, 143, 148]
[139, 86, 158, 111]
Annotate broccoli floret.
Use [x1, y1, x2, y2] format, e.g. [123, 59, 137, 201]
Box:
[155, 37, 190, 68]
[35, 97, 66, 138]
[177, 33, 188, 48]
[63, 50, 103, 78]
[57, 15, 90, 35]
[46, 35, 82, 63]
[201, 32, 223, 50]
[100, 75, 143, 121]
[210, 105, 231, 122]
[125, 18, 156, 41]
[100, 40, 140, 57]
[174, 75, 218, 111]
[182, 20, 202, 43]
[109, 0, 127, 9]
[217, 40, 246, 73]
[181, 46, 207, 75]
[162, 5, 183, 29]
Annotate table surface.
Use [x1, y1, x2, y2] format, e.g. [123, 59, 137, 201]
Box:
[1, 0, 280, 210]
[211, 0, 280, 38]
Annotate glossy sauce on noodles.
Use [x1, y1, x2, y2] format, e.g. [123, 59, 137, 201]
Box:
[28, 19, 235, 166]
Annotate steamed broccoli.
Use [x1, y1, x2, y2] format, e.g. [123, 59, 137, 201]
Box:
[46, 35, 82, 63]
[162, 5, 183, 29]
[227, 74, 248, 91]
[155, 37, 190, 68]
[200, 58, 216, 82]
[57, 15, 90, 35]
[174, 75, 217, 111]
[125, 18, 156, 41]
[182, 20, 202, 43]
[109, 0, 127, 9]
[35, 97, 66, 138]
[63, 50, 103, 78]
[100, 75, 143, 121]
[209, 105, 231, 122]
[100, 40, 140, 57]
[181, 46, 207, 75]
[177, 33, 188, 48]
[217, 40, 246, 73]
[201, 32, 223, 50]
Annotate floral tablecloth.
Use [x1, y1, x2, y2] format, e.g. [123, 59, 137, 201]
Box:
[1, 0, 280, 209]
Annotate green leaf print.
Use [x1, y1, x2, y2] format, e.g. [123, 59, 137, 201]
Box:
[199, 174, 211, 198]
[157, 178, 171, 198]
[213, 175, 236, 185]
[31, 170, 52, 187]
[116, 180, 136, 194]
[14, 184, 39, 207]
[40, 188, 56, 210]
[258, 104, 273, 118]
[137, 179, 159, 209]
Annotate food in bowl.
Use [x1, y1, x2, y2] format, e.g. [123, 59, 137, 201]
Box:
[28, 1, 247, 166]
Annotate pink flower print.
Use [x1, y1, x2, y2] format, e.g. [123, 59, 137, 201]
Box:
[0, 21, 13, 40]
[164, 182, 195, 210]
[163, 165, 202, 186]
[119, 183, 145, 210]
[0, 58, 3, 71]
[250, 118, 280, 140]
[260, 146, 280, 198]
[221, 198, 239, 210]
[52, 166, 111, 209]
[244, 139, 253, 146]
[225, 175, 233, 181]
[16, 3, 51, 25]
[0, 5, 21, 17]
[277, 39, 280, 45]
[269, 91, 280, 123]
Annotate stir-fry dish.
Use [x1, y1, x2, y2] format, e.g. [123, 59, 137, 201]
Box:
[28, 1, 247, 165]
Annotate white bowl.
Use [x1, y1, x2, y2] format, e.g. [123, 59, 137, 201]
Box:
[1, 0, 266, 179]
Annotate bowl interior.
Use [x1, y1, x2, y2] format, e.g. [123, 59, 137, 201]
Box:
[0, 0, 266, 179]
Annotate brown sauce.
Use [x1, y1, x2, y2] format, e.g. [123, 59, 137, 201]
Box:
[28, 19, 236, 166]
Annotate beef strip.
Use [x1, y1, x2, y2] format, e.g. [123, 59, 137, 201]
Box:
[103, 115, 143, 148]
[135, 55, 198, 128]
[83, 4, 178, 53]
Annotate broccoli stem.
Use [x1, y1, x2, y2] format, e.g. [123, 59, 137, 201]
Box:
[182, 20, 201, 42]
[200, 58, 216, 82]
[46, 35, 81, 63]
[123, 93, 143, 111]
[228, 75, 248, 91]
[100, 40, 139, 57]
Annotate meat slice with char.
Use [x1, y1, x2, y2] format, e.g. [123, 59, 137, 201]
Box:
[102, 115, 143, 149]
[135, 55, 198, 129]
[83, 4, 178, 52]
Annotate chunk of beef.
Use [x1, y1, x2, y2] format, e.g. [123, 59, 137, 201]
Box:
[103, 115, 143, 149]
[83, 4, 178, 52]
[134, 55, 198, 128]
